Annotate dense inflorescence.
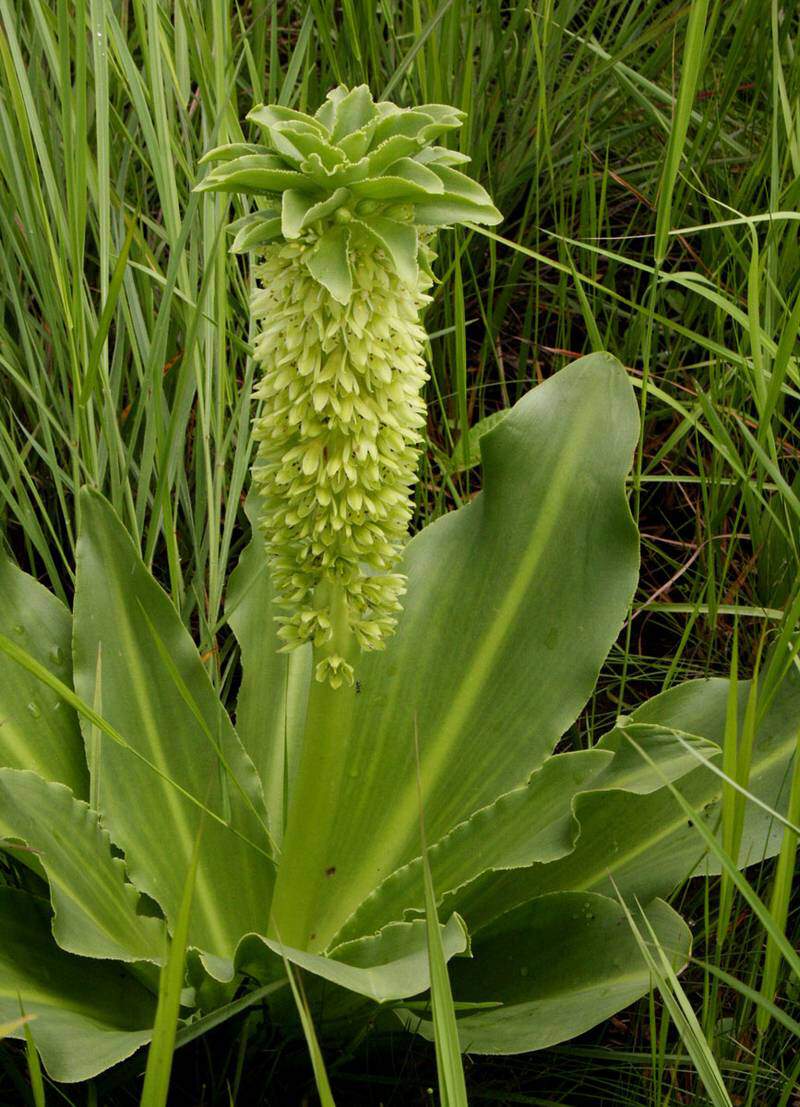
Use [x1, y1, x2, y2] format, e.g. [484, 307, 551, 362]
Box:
[197, 85, 500, 685]
[250, 234, 431, 686]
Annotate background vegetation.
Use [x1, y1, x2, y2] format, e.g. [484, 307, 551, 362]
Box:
[0, 0, 798, 1103]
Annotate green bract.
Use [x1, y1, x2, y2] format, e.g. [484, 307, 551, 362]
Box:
[0, 353, 797, 1083]
[196, 85, 501, 686]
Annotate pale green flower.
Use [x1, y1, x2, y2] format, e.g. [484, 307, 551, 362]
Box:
[197, 85, 500, 686]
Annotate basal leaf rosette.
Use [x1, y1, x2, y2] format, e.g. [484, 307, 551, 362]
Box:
[196, 85, 500, 686]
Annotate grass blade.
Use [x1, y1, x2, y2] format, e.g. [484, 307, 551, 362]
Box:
[278, 946, 335, 1107]
[415, 718, 468, 1107]
[654, 0, 710, 263]
[21, 1008, 45, 1107]
[139, 829, 201, 1107]
[615, 890, 733, 1107]
[757, 722, 800, 1033]
[80, 214, 136, 405]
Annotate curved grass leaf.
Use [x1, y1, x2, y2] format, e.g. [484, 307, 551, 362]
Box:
[282, 958, 336, 1107]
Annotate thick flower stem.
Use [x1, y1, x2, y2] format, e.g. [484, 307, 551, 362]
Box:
[269, 652, 359, 952]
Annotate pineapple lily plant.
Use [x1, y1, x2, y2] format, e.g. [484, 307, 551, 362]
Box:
[0, 87, 797, 1084]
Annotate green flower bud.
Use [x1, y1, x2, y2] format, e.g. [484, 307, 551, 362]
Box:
[196, 85, 500, 686]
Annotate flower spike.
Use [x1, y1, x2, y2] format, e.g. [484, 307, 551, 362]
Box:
[196, 85, 500, 686]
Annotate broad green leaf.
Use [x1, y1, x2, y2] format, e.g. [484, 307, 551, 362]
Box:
[415, 165, 502, 226]
[300, 153, 373, 191]
[414, 195, 502, 227]
[229, 212, 282, 254]
[198, 142, 271, 165]
[337, 730, 718, 944]
[0, 768, 165, 963]
[355, 215, 418, 285]
[271, 124, 345, 170]
[365, 134, 427, 175]
[337, 750, 610, 944]
[370, 107, 462, 147]
[314, 86, 356, 129]
[305, 225, 353, 304]
[0, 557, 86, 796]
[266, 127, 315, 168]
[281, 186, 350, 239]
[351, 157, 444, 199]
[281, 188, 315, 239]
[242, 914, 469, 1004]
[194, 155, 316, 195]
[226, 497, 311, 846]
[271, 353, 640, 950]
[0, 1016, 32, 1038]
[399, 893, 690, 1054]
[338, 123, 381, 163]
[73, 490, 274, 970]
[447, 671, 800, 929]
[415, 146, 472, 167]
[0, 889, 155, 1083]
[248, 104, 328, 136]
[331, 84, 378, 140]
[301, 187, 351, 229]
[414, 104, 468, 127]
[432, 165, 497, 205]
[228, 207, 279, 234]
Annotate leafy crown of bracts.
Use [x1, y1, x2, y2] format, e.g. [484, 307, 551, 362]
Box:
[196, 83, 501, 301]
[195, 85, 500, 687]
